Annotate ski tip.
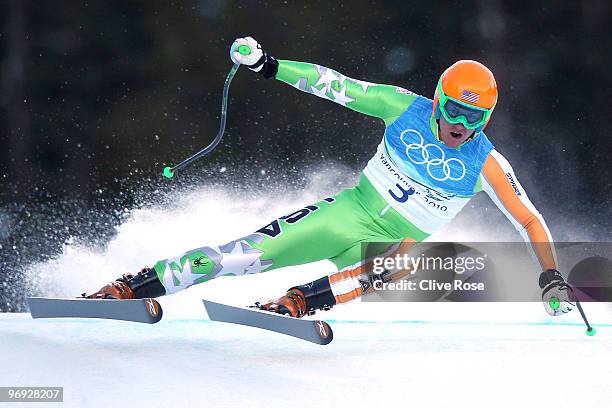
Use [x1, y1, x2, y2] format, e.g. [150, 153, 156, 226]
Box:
[26, 297, 37, 318]
[314, 320, 334, 345]
[202, 299, 220, 318]
[26, 297, 50, 319]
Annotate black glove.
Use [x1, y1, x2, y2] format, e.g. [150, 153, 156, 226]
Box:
[539, 269, 575, 316]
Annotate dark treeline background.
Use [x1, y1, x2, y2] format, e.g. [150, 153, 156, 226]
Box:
[0, 1, 611, 310]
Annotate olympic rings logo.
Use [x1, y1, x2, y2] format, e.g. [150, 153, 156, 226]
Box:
[400, 129, 466, 181]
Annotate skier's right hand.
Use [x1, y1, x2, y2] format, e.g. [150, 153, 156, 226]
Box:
[229, 37, 278, 78]
[539, 269, 576, 316]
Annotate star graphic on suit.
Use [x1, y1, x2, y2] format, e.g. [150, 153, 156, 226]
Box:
[314, 66, 347, 94]
[310, 83, 330, 98]
[331, 85, 355, 106]
[349, 78, 376, 94]
[167, 258, 206, 291]
[215, 241, 264, 277]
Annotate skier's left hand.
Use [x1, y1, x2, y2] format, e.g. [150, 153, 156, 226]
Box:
[229, 36, 278, 78]
[230, 36, 265, 70]
[539, 269, 576, 316]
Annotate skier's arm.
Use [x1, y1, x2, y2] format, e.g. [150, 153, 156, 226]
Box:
[480, 149, 557, 271]
[228, 36, 414, 126]
[481, 150, 576, 316]
[275, 60, 415, 126]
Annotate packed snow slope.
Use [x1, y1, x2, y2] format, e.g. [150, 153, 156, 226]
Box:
[2, 310, 612, 407]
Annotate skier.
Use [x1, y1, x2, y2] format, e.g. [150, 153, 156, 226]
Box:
[84, 37, 574, 318]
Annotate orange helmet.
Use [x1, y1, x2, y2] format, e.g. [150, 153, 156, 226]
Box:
[433, 60, 498, 132]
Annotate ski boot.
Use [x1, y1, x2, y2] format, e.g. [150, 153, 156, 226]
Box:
[255, 276, 336, 318]
[82, 268, 166, 300]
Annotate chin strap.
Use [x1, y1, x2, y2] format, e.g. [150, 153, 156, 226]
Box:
[463, 129, 478, 143]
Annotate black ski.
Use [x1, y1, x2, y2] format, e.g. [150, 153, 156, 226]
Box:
[27, 297, 163, 324]
[202, 299, 333, 345]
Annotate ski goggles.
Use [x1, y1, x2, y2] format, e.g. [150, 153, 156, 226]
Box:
[437, 81, 494, 130]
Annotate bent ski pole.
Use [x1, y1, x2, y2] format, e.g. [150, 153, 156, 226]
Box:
[162, 45, 252, 179]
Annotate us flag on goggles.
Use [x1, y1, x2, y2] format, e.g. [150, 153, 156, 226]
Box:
[460, 89, 480, 104]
